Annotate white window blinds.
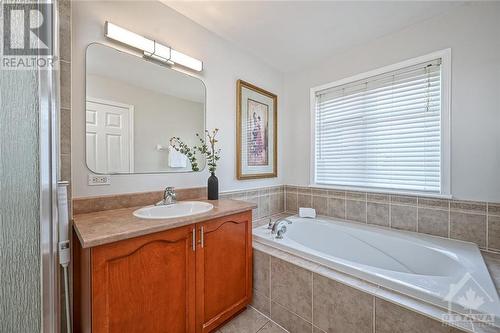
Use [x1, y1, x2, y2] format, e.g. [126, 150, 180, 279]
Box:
[314, 59, 442, 193]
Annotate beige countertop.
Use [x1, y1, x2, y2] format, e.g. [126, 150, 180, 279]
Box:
[73, 199, 256, 248]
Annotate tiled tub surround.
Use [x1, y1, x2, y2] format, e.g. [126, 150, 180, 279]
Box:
[252, 242, 500, 333]
[285, 186, 500, 253]
[253, 215, 500, 331]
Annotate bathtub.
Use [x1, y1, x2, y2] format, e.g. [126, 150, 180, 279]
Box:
[253, 216, 500, 328]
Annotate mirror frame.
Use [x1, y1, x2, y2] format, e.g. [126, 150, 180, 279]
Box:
[84, 42, 207, 174]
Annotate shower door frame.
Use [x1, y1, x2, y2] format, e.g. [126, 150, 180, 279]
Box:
[39, 1, 61, 332]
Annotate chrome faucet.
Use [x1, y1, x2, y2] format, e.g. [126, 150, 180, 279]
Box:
[270, 217, 292, 235]
[276, 226, 287, 239]
[155, 187, 177, 206]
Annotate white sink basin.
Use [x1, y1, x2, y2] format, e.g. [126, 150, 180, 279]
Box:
[133, 201, 214, 219]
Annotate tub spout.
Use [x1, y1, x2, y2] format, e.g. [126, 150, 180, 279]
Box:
[271, 217, 292, 235]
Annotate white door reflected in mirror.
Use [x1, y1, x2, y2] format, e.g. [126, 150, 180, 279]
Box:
[86, 98, 134, 173]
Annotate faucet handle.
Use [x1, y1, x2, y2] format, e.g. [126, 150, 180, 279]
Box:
[267, 218, 274, 229]
[165, 186, 176, 202]
[156, 187, 177, 205]
[164, 187, 175, 196]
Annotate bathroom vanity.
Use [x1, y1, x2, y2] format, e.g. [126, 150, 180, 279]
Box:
[72, 199, 256, 333]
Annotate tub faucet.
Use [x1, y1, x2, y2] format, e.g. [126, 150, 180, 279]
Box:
[156, 187, 176, 206]
[276, 226, 287, 239]
[271, 217, 292, 235]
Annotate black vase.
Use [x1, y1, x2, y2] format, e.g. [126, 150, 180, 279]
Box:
[207, 172, 219, 200]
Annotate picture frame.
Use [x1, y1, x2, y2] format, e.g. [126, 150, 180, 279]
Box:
[236, 79, 277, 179]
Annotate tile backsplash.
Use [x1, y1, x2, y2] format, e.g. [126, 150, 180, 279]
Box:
[72, 185, 285, 218]
[72, 182, 499, 253]
[284, 185, 500, 253]
[73, 187, 207, 215]
[220, 185, 284, 220]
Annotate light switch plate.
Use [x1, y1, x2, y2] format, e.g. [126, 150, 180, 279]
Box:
[88, 174, 111, 186]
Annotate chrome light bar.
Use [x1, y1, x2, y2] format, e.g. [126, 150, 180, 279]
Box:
[104, 21, 203, 72]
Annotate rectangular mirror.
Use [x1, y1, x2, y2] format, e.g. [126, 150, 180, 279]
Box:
[85, 43, 206, 174]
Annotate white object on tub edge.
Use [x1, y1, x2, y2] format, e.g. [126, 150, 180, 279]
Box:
[299, 207, 316, 218]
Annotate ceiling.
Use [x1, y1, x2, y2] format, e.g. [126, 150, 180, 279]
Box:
[164, 1, 463, 73]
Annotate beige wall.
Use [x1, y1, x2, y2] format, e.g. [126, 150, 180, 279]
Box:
[282, 3, 500, 202]
[72, 1, 284, 197]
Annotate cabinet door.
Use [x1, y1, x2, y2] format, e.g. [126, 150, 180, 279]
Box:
[92, 225, 196, 333]
[196, 211, 253, 333]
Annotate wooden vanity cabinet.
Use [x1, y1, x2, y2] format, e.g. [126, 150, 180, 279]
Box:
[73, 210, 252, 333]
[196, 211, 253, 333]
[91, 225, 196, 333]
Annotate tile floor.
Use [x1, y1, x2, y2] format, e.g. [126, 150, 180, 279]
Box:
[215, 307, 287, 333]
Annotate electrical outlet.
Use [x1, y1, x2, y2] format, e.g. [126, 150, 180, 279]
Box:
[88, 174, 111, 186]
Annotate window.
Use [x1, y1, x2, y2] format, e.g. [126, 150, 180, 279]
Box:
[312, 50, 450, 195]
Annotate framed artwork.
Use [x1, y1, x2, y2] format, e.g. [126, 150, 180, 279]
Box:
[236, 79, 277, 179]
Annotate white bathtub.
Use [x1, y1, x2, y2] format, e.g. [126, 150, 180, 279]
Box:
[253, 216, 500, 328]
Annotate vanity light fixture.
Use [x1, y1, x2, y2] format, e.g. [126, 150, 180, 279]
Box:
[104, 22, 203, 72]
[104, 22, 155, 54]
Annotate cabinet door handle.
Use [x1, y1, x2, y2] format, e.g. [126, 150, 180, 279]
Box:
[192, 228, 196, 251]
[200, 226, 204, 248]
